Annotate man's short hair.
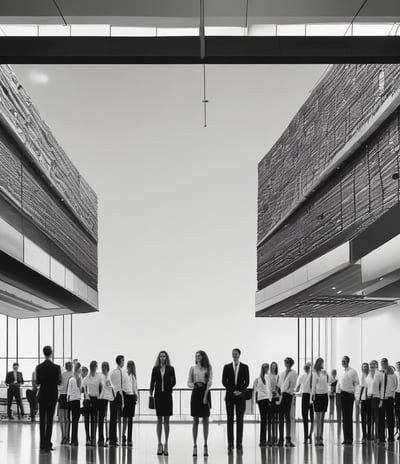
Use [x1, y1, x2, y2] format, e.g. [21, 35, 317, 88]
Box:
[285, 357, 295, 368]
[12, 362, 19, 368]
[343, 355, 350, 363]
[43, 345, 52, 357]
[116, 355, 124, 365]
[232, 348, 241, 356]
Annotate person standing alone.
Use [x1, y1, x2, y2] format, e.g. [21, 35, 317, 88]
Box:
[35, 346, 62, 452]
[5, 362, 25, 419]
[222, 348, 250, 454]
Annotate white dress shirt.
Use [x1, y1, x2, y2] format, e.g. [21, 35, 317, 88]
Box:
[311, 371, 329, 395]
[296, 373, 312, 394]
[67, 376, 82, 401]
[395, 371, 400, 393]
[233, 362, 240, 385]
[110, 367, 124, 394]
[123, 373, 138, 396]
[383, 373, 397, 399]
[359, 374, 369, 400]
[83, 373, 102, 397]
[336, 366, 359, 394]
[279, 370, 298, 395]
[367, 372, 384, 398]
[99, 373, 114, 401]
[253, 375, 272, 401]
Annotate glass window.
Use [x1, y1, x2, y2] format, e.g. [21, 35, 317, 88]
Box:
[65, 269, 74, 292]
[87, 287, 99, 308]
[111, 26, 156, 37]
[248, 24, 277, 36]
[23, 238, 50, 277]
[277, 24, 306, 36]
[306, 23, 349, 36]
[70, 24, 110, 37]
[38, 25, 70, 36]
[0, 25, 38, 36]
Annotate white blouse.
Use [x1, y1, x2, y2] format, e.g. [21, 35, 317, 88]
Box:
[82, 373, 102, 397]
[311, 371, 329, 395]
[99, 373, 114, 401]
[67, 376, 82, 402]
[123, 373, 138, 396]
[187, 365, 213, 389]
[253, 375, 272, 401]
[59, 370, 74, 394]
[278, 370, 298, 395]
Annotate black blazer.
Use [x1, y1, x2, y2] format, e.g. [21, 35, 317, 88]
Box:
[5, 371, 24, 387]
[150, 366, 176, 395]
[35, 359, 62, 403]
[222, 362, 250, 397]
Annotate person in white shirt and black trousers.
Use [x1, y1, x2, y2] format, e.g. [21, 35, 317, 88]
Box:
[295, 362, 313, 444]
[222, 348, 250, 454]
[381, 358, 397, 442]
[277, 357, 298, 447]
[336, 355, 359, 445]
[395, 361, 400, 439]
[358, 362, 372, 444]
[109, 355, 125, 446]
[253, 363, 272, 447]
[310, 358, 329, 447]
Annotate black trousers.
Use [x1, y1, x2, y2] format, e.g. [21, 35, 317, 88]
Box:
[69, 400, 81, 444]
[39, 398, 57, 449]
[257, 399, 271, 444]
[98, 399, 108, 443]
[225, 394, 246, 447]
[341, 391, 354, 442]
[82, 399, 91, 441]
[395, 393, 400, 433]
[7, 387, 24, 417]
[361, 398, 372, 439]
[384, 397, 395, 440]
[372, 397, 385, 441]
[279, 393, 293, 441]
[109, 392, 123, 443]
[301, 393, 314, 439]
[89, 396, 99, 443]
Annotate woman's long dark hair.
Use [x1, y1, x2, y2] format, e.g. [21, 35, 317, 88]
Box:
[154, 350, 171, 368]
[270, 362, 278, 375]
[74, 362, 82, 389]
[127, 360, 137, 379]
[260, 363, 269, 384]
[196, 350, 211, 382]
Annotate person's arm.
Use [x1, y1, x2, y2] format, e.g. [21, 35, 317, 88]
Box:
[35, 367, 41, 387]
[203, 366, 212, 403]
[19, 372, 24, 386]
[242, 364, 250, 391]
[222, 365, 229, 389]
[170, 367, 176, 389]
[67, 376, 73, 402]
[149, 368, 155, 396]
[58, 367, 62, 385]
[5, 372, 10, 387]
[310, 373, 316, 402]
[353, 369, 360, 388]
[187, 366, 195, 389]
[295, 374, 302, 393]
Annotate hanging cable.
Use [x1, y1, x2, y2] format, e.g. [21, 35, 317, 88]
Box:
[202, 63, 208, 127]
[51, 0, 67, 26]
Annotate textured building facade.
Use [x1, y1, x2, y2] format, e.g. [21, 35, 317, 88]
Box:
[0, 65, 98, 318]
[257, 64, 400, 317]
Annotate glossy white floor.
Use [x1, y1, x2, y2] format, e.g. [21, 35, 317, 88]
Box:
[1, 421, 400, 464]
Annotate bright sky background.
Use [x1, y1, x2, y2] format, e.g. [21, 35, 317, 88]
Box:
[11, 64, 326, 387]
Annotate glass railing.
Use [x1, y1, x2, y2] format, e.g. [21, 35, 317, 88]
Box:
[0, 23, 399, 38]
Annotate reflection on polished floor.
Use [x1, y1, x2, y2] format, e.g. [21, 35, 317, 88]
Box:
[1, 421, 400, 464]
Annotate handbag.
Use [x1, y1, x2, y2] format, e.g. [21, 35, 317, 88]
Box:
[148, 396, 155, 409]
[244, 388, 253, 401]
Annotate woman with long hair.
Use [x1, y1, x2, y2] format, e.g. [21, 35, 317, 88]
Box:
[310, 357, 329, 446]
[67, 362, 82, 446]
[359, 362, 372, 443]
[253, 363, 272, 447]
[269, 361, 280, 445]
[58, 361, 73, 444]
[122, 360, 138, 447]
[82, 360, 102, 446]
[188, 350, 212, 457]
[98, 361, 114, 447]
[150, 351, 176, 456]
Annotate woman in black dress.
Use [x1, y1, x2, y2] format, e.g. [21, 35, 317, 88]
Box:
[187, 350, 212, 457]
[149, 351, 176, 456]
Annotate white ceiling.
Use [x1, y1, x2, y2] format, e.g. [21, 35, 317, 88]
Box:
[0, 0, 399, 26]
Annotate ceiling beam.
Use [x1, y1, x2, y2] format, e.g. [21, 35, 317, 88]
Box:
[1, 36, 400, 64]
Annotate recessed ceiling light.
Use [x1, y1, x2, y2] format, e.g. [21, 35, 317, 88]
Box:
[379, 277, 384, 281]
[337, 290, 342, 294]
[332, 287, 336, 290]
[29, 70, 49, 84]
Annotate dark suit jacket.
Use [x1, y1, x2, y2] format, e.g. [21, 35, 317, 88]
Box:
[35, 359, 62, 403]
[222, 362, 250, 398]
[5, 371, 24, 387]
[150, 366, 176, 395]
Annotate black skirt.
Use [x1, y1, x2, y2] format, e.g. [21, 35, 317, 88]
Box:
[58, 394, 68, 409]
[314, 393, 329, 412]
[155, 391, 173, 417]
[190, 385, 211, 418]
[122, 393, 136, 418]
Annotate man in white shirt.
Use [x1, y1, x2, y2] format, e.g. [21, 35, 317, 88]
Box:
[381, 358, 397, 442]
[336, 355, 359, 445]
[295, 363, 313, 444]
[109, 355, 125, 446]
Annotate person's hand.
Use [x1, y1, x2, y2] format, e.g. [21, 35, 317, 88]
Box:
[203, 396, 208, 405]
[379, 400, 383, 408]
[233, 390, 241, 396]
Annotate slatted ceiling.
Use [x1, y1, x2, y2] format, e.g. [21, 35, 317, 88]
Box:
[256, 263, 399, 317]
[257, 296, 394, 318]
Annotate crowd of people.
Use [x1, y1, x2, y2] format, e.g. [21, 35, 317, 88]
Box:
[4, 346, 400, 456]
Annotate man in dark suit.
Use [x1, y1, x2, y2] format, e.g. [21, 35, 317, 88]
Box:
[5, 362, 25, 419]
[35, 345, 62, 452]
[222, 348, 250, 454]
